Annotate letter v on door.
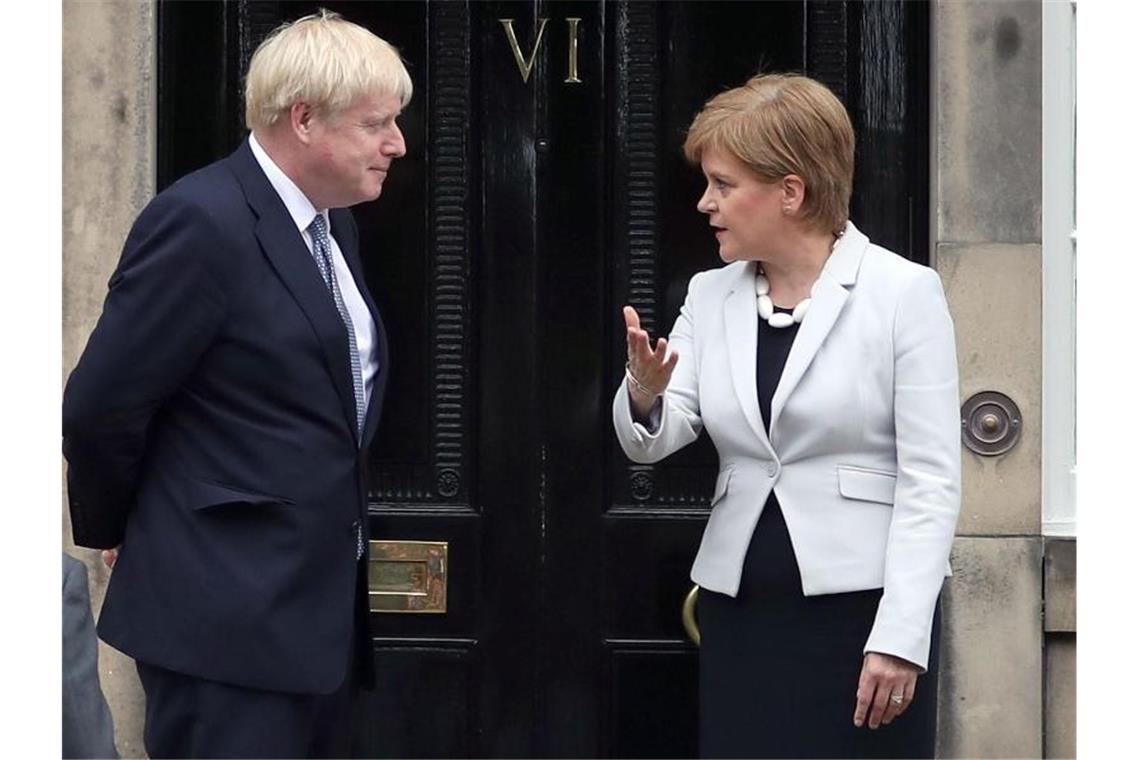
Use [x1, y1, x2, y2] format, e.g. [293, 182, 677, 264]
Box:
[499, 18, 550, 84]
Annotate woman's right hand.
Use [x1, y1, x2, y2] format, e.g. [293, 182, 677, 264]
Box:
[623, 306, 679, 418]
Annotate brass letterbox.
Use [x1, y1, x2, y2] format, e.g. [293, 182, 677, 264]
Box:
[368, 540, 448, 613]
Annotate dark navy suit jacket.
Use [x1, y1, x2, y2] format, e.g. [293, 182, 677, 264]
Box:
[62, 141, 388, 695]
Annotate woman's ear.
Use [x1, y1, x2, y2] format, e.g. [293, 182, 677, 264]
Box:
[781, 174, 807, 213]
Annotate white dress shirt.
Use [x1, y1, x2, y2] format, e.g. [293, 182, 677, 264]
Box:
[248, 133, 380, 413]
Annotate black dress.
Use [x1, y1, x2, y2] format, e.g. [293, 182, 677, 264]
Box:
[698, 308, 940, 759]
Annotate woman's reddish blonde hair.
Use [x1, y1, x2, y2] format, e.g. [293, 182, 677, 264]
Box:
[683, 73, 855, 234]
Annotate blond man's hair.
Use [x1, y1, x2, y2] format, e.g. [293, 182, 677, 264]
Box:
[683, 73, 854, 234]
[244, 8, 413, 130]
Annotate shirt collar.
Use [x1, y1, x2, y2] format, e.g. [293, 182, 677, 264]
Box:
[248, 132, 327, 234]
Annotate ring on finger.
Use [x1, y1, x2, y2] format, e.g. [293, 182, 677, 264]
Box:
[889, 693, 904, 705]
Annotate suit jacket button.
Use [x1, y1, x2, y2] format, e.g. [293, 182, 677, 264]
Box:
[767, 462, 778, 477]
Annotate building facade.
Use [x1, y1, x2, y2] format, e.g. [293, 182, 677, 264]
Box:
[62, 1, 1074, 756]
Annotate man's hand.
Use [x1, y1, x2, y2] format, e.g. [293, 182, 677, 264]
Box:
[102, 546, 121, 569]
[853, 652, 920, 729]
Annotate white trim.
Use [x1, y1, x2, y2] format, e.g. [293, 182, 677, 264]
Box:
[1041, 0, 1077, 537]
[1044, 518, 1077, 538]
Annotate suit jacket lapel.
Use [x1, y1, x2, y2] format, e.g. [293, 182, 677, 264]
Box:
[769, 222, 867, 439]
[226, 143, 360, 439]
[724, 264, 772, 449]
[330, 208, 389, 448]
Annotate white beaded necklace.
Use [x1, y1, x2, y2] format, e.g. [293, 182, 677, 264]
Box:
[755, 229, 845, 329]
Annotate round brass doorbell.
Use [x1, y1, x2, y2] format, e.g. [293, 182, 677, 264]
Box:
[960, 391, 1022, 456]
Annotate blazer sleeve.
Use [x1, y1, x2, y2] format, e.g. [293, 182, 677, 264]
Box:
[612, 272, 705, 463]
[62, 193, 229, 548]
[863, 267, 962, 671]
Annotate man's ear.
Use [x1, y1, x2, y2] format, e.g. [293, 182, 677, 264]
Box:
[289, 102, 316, 145]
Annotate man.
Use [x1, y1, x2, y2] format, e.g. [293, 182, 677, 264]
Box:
[62, 554, 118, 759]
[62, 10, 409, 756]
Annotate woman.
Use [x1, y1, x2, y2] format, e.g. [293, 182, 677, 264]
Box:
[613, 73, 960, 759]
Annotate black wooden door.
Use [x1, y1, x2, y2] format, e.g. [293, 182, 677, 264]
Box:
[156, 1, 928, 756]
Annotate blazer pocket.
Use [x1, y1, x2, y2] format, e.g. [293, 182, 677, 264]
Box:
[184, 479, 294, 512]
[836, 465, 897, 506]
[710, 467, 733, 508]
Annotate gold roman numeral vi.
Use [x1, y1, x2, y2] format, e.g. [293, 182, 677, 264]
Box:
[499, 18, 584, 85]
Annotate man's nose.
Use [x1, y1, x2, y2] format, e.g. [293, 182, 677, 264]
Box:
[385, 125, 407, 158]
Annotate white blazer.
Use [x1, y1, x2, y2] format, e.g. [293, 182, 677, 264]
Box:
[612, 222, 960, 670]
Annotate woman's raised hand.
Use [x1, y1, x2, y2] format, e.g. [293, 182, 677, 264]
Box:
[623, 306, 679, 404]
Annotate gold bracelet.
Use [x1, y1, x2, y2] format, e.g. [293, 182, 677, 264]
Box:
[625, 363, 662, 398]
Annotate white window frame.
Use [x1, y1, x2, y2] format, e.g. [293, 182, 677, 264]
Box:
[1041, 0, 1077, 537]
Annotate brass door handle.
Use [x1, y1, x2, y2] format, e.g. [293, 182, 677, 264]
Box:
[681, 584, 700, 646]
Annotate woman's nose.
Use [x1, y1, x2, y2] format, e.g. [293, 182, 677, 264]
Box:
[697, 188, 714, 214]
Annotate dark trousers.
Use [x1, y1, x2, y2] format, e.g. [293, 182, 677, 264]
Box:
[136, 562, 369, 759]
[136, 661, 357, 759]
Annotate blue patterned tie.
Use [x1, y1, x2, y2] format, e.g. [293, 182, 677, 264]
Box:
[308, 214, 367, 560]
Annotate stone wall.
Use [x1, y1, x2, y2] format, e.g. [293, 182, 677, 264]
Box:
[932, 1, 1074, 757]
[62, 1, 155, 756]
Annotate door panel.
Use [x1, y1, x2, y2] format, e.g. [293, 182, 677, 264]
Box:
[156, 1, 928, 756]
